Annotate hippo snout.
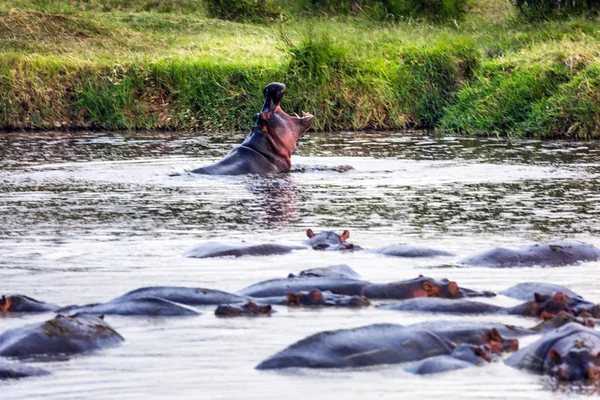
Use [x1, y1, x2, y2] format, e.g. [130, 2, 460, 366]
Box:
[263, 82, 286, 106]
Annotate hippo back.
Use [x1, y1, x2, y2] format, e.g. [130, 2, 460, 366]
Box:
[238, 276, 370, 298]
[256, 323, 453, 369]
[0, 313, 124, 358]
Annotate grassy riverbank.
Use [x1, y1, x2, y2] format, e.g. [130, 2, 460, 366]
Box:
[1, 0, 600, 137]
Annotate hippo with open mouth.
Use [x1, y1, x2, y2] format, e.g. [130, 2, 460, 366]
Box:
[192, 82, 314, 175]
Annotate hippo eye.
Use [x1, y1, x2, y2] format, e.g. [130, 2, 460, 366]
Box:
[588, 364, 600, 380]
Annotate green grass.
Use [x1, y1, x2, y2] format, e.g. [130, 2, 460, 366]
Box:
[1, 0, 600, 137]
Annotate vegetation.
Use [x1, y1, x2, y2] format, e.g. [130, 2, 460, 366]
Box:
[1, 0, 600, 137]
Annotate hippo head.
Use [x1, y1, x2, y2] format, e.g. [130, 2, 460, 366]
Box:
[451, 344, 495, 365]
[287, 289, 326, 306]
[485, 328, 519, 354]
[305, 229, 355, 251]
[537, 311, 596, 331]
[254, 83, 314, 169]
[547, 348, 600, 382]
[413, 275, 463, 299]
[215, 301, 272, 317]
[524, 292, 574, 317]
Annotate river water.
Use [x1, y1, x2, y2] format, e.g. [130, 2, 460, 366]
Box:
[1, 131, 600, 399]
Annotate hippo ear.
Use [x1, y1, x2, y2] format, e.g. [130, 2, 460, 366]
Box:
[534, 293, 546, 303]
[488, 328, 502, 342]
[98, 315, 105, 320]
[422, 281, 434, 292]
[306, 229, 315, 238]
[549, 349, 562, 364]
[339, 230, 350, 242]
[0, 295, 11, 312]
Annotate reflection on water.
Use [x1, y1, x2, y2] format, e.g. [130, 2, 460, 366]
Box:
[1, 131, 600, 399]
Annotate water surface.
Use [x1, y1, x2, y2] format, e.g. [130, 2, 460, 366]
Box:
[1, 131, 600, 399]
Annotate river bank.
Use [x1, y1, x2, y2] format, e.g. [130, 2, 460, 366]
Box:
[1, 0, 599, 138]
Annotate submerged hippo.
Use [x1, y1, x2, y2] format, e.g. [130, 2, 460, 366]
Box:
[239, 274, 492, 300]
[57, 297, 200, 317]
[287, 264, 360, 280]
[405, 344, 495, 375]
[0, 360, 50, 380]
[370, 245, 454, 258]
[256, 324, 453, 370]
[0, 313, 124, 358]
[459, 240, 600, 268]
[0, 295, 60, 313]
[185, 229, 353, 259]
[192, 83, 314, 175]
[506, 323, 600, 382]
[379, 292, 574, 318]
[280, 289, 370, 308]
[113, 286, 247, 306]
[215, 301, 273, 317]
[256, 323, 515, 370]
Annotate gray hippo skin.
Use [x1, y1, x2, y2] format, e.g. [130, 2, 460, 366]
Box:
[215, 301, 273, 317]
[238, 276, 369, 298]
[192, 83, 314, 175]
[0, 360, 50, 380]
[288, 264, 360, 280]
[459, 240, 600, 267]
[57, 297, 200, 317]
[506, 323, 600, 382]
[370, 245, 454, 258]
[185, 241, 304, 259]
[0, 295, 60, 313]
[405, 344, 495, 375]
[500, 282, 584, 301]
[0, 313, 124, 358]
[379, 292, 574, 318]
[256, 324, 454, 370]
[114, 286, 247, 306]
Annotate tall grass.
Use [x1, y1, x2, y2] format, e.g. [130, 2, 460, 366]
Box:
[1, 0, 600, 137]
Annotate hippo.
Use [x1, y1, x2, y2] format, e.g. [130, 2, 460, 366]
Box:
[57, 297, 200, 317]
[215, 301, 273, 317]
[0, 313, 124, 358]
[378, 292, 574, 318]
[281, 289, 370, 308]
[113, 286, 247, 306]
[0, 295, 60, 313]
[238, 276, 369, 298]
[304, 229, 357, 251]
[256, 323, 516, 370]
[0, 360, 50, 380]
[185, 241, 304, 259]
[506, 323, 600, 382]
[459, 240, 600, 268]
[361, 275, 494, 300]
[256, 324, 453, 370]
[287, 264, 360, 280]
[185, 229, 354, 259]
[192, 83, 314, 175]
[500, 282, 584, 301]
[239, 274, 493, 300]
[370, 245, 454, 258]
[404, 344, 495, 375]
